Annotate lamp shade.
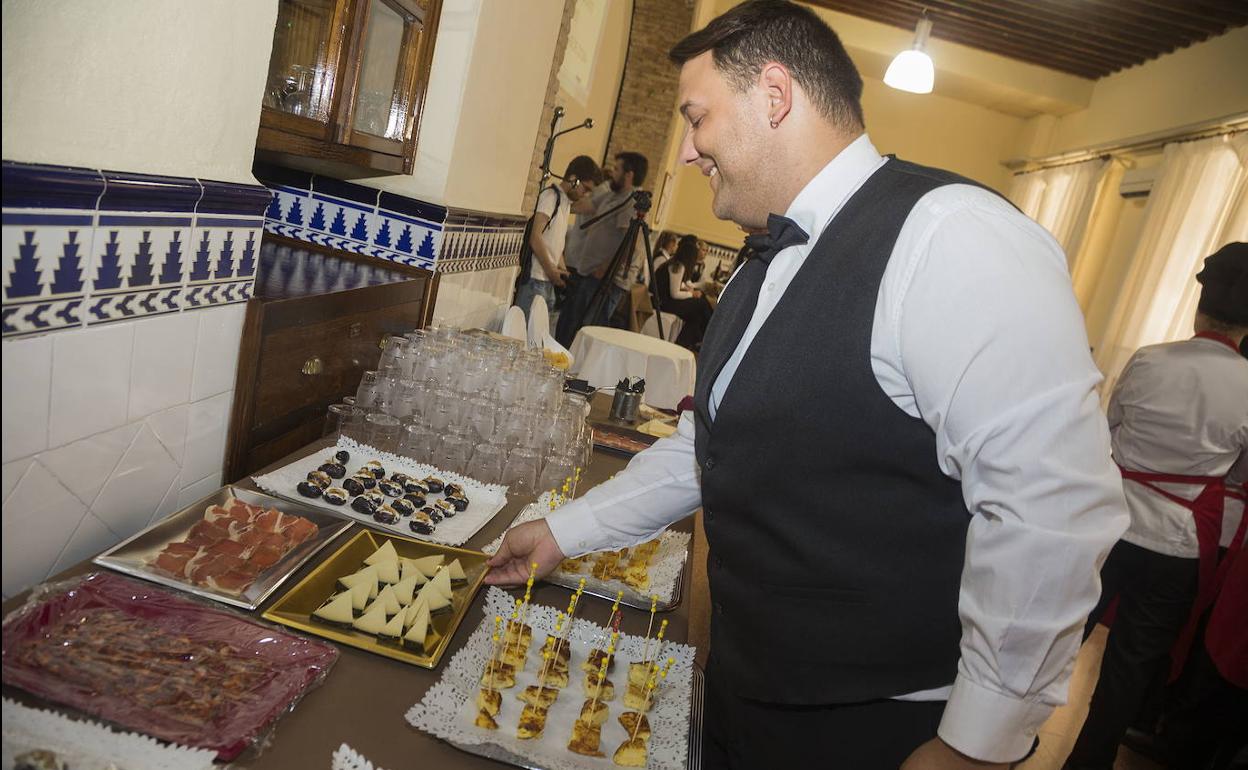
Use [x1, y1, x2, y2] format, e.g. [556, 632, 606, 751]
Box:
[884, 49, 934, 94]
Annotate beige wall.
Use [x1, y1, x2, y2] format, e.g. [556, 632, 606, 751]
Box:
[549, 0, 631, 175]
[1044, 26, 1248, 156]
[0, 0, 278, 184]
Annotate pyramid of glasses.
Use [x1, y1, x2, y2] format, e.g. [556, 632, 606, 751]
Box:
[325, 326, 591, 496]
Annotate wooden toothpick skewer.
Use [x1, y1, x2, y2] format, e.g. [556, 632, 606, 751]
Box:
[645, 618, 669, 666]
[536, 612, 565, 688]
[639, 595, 658, 661]
[503, 598, 524, 667]
[484, 615, 503, 686]
[586, 632, 618, 722]
[629, 657, 675, 743]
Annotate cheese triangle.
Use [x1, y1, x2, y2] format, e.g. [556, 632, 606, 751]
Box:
[312, 591, 355, 625]
[348, 579, 372, 612]
[404, 601, 431, 649]
[378, 610, 406, 640]
[403, 597, 428, 629]
[415, 580, 450, 613]
[392, 574, 419, 606]
[400, 559, 429, 585]
[338, 564, 378, 590]
[374, 559, 401, 585]
[430, 566, 454, 600]
[409, 554, 444, 577]
[375, 584, 402, 615]
[352, 601, 389, 634]
[447, 558, 467, 582]
[364, 540, 399, 566]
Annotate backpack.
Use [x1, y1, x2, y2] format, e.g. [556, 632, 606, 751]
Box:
[516, 184, 563, 285]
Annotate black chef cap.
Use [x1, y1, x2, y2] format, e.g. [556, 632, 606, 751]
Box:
[1195, 242, 1248, 325]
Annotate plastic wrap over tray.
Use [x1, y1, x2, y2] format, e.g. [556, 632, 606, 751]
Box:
[1, 572, 339, 761]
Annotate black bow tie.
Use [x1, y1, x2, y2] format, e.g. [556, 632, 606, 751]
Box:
[744, 213, 809, 263]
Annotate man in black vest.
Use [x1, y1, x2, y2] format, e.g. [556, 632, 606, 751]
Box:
[488, 2, 1128, 767]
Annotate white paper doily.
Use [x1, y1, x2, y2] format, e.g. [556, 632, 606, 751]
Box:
[407, 587, 695, 770]
[331, 742, 390, 770]
[484, 492, 691, 605]
[253, 437, 509, 546]
[1, 698, 217, 770]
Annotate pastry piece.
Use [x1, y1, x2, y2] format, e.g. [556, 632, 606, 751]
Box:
[378, 480, 404, 497]
[318, 462, 346, 479]
[617, 711, 651, 740]
[404, 480, 430, 496]
[373, 505, 400, 525]
[500, 643, 527, 669]
[392, 573, 419, 605]
[415, 580, 451, 613]
[582, 672, 615, 701]
[628, 661, 655, 688]
[311, 591, 354, 627]
[322, 487, 348, 506]
[377, 610, 406, 642]
[560, 557, 584, 573]
[351, 496, 378, 515]
[351, 601, 389, 634]
[374, 584, 402, 615]
[536, 665, 569, 689]
[443, 482, 464, 498]
[580, 698, 609, 727]
[334, 449, 351, 464]
[477, 687, 502, 716]
[445, 494, 469, 512]
[296, 481, 323, 498]
[480, 661, 516, 689]
[433, 499, 455, 517]
[517, 684, 559, 708]
[399, 558, 429, 585]
[390, 472, 412, 485]
[403, 492, 427, 508]
[374, 558, 401, 585]
[421, 505, 444, 523]
[515, 703, 548, 740]
[343, 477, 367, 496]
[541, 635, 572, 662]
[362, 490, 386, 508]
[505, 621, 533, 647]
[402, 601, 431, 651]
[422, 475, 445, 493]
[337, 564, 379, 591]
[408, 554, 444, 577]
[409, 518, 435, 536]
[347, 578, 374, 612]
[353, 474, 377, 490]
[583, 647, 615, 674]
[446, 558, 467, 582]
[473, 709, 499, 730]
[306, 470, 333, 488]
[363, 460, 385, 478]
[567, 718, 605, 757]
[612, 737, 648, 767]
[430, 565, 454, 600]
[623, 681, 655, 711]
[622, 563, 651, 591]
[391, 498, 416, 517]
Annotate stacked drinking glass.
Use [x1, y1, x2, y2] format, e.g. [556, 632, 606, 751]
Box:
[324, 326, 591, 496]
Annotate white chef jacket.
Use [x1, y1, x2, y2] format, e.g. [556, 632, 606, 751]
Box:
[1109, 335, 1248, 557]
[546, 135, 1129, 762]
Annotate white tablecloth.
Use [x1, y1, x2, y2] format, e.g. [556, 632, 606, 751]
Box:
[569, 326, 696, 410]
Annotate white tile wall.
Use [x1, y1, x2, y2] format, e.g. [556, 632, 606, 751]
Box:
[433, 265, 518, 331]
[0, 307, 243, 598]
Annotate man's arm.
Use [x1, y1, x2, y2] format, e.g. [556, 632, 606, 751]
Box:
[528, 211, 565, 287]
[486, 412, 703, 583]
[890, 189, 1128, 763]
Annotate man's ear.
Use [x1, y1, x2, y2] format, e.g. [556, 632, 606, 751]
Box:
[760, 61, 793, 128]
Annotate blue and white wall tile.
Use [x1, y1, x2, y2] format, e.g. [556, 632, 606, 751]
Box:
[1, 160, 268, 598]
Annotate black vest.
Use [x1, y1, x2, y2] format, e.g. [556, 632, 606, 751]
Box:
[694, 158, 991, 704]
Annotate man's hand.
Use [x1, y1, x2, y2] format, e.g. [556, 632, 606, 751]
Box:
[901, 738, 1009, 770]
[484, 520, 566, 585]
[549, 266, 569, 288]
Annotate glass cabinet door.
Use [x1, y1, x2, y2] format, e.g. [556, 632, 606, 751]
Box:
[340, 0, 429, 155]
[263, 0, 344, 127]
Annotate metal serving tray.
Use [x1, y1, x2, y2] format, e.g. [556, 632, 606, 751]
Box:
[262, 529, 490, 669]
[92, 485, 353, 611]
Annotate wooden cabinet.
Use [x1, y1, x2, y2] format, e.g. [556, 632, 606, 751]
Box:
[256, 0, 441, 175]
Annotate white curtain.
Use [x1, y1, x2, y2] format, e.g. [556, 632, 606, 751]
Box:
[1007, 157, 1110, 271]
[1093, 131, 1248, 401]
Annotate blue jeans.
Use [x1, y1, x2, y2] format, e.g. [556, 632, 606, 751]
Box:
[555, 273, 601, 346]
[602, 284, 628, 325]
[515, 278, 556, 323]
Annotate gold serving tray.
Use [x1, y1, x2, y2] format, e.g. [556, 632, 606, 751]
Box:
[262, 529, 490, 669]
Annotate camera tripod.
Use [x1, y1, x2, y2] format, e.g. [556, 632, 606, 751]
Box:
[579, 189, 669, 341]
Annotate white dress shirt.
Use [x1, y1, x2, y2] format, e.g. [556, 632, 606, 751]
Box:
[546, 135, 1129, 762]
[1109, 336, 1248, 557]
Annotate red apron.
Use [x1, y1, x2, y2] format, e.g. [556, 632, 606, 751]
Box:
[1114, 330, 1248, 681]
[1203, 484, 1248, 688]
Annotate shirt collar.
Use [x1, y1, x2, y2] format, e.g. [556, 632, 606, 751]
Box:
[784, 134, 884, 248]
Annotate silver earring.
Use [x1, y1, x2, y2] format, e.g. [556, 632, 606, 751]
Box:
[770, 119, 778, 128]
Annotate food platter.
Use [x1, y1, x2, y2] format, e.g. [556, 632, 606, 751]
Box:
[407, 587, 698, 770]
[92, 486, 352, 610]
[253, 438, 509, 547]
[262, 529, 490, 669]
[484, 494, 690, 611]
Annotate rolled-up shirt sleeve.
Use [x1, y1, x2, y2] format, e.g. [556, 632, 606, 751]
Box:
[888, 189, 1130, 761]
[546, 412, 703, 557]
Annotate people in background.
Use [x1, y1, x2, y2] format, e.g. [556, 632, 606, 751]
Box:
[489, 2, 1126, 767]
[656, 234, 715, 351]
[515, 155, 600, 324]
[555, 151, 649, 346]
[652, 230, 679, 273]
[1066, 242, 1248, 770]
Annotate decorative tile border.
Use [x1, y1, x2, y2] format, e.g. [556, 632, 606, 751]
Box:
[253, 165, 526, 277]
[2, 161, 270, 338]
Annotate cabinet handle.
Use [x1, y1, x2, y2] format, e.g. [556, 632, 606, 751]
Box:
[302, 357, 324, 376]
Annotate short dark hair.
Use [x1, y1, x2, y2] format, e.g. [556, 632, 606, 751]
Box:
[673, 234, 701, 273]
[669, 0, 864, 131]
[657, 230, 679, 252]
[615, 151, 649, 187]
[564, 155, 599, 185]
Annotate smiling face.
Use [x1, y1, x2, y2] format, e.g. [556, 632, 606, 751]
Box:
[677, 52, 772, 229]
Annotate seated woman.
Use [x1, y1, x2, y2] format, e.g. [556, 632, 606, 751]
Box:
[651, 231, 678, 274]
[655, 235, 715, 351]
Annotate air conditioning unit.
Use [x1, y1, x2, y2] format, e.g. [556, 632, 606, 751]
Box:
[1119, 165, 1157, 198]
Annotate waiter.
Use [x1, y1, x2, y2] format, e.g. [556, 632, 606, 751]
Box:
[1066, 243, 1248, 770]
[488, 2, 1128, 767]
